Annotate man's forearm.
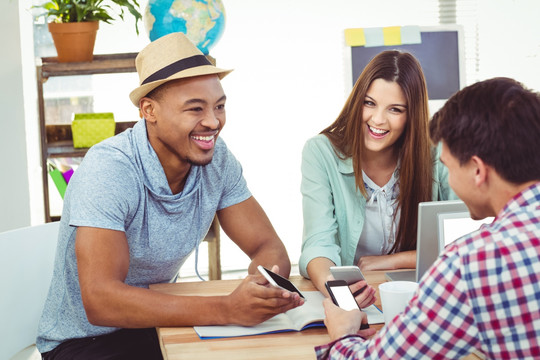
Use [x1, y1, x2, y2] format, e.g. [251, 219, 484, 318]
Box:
[83, 282, 231, 328]
[247, 241, 291, 277]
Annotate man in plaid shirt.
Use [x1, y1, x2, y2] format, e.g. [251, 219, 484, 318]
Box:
[316, 77, 540, 359]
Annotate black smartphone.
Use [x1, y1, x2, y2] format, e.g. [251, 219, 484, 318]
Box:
[257, 265, 304, 298]
[325, 280, 369, 330]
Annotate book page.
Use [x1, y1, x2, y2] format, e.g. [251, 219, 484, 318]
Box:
[193, 291, 384, 339]
[290, 291, 384, 325]
[363, 304, 384, 324]
[289, 291, 384, 325]
[194, 312, 296, 339]
[286, 291, 325, 329]
[194, 291, 325, 339]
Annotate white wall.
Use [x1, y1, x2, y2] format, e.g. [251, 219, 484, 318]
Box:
[13, 0, 540, 274]
[478, 0, 540, 90]
[202, 0, 442, 274]
[0, 1, 32, 232]
[180, 0, 540, 275]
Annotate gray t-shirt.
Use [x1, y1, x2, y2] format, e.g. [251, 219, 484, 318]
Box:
[36, 120, 251, 353]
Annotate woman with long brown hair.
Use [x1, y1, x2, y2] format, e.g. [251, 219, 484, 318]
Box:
[299, 50, 455, 301]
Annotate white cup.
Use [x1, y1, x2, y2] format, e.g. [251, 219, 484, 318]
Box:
[379, 281, 418, 325]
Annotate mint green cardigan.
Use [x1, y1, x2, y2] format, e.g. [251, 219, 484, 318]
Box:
[299, 135, 457, 278]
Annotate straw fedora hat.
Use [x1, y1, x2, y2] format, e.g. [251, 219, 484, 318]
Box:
[129, 32, 232, 106]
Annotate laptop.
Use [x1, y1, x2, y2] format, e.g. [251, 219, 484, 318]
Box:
[385, 200, 469, 282]
[437, 211, 493, 250]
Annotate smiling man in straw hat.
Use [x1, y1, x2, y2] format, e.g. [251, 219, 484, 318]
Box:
[37, 32, 301, 359]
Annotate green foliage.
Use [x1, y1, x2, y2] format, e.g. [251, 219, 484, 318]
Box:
[34, 0, 142, 34]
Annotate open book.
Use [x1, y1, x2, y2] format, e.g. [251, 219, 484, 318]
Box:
[194, 291, 384, 339]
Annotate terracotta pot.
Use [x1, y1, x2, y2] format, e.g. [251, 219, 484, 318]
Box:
[48, 21, 99, 63]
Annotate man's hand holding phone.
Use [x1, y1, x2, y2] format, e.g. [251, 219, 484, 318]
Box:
[325, 280, 370, 330]
[224, 265, 303, 326]
[322, 298, 376, 341]
[257, 265, 305, 299]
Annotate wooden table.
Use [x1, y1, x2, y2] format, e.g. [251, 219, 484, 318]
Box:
[150, 271, 388, 360]
[150, 271, 482, 360]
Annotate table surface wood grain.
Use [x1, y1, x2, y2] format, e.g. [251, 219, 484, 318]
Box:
[150, 270, 481, 360]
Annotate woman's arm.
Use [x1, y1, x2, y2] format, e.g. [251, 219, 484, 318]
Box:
[299, 138, 343, 277]
[357, 250, 416, 271]
[306, 257, 336, 295]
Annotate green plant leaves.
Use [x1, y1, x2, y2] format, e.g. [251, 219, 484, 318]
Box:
[34, 0, 141, 34]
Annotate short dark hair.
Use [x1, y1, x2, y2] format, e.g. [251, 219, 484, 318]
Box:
[144, 79, 178, 102]
[430, 77, 540, 184]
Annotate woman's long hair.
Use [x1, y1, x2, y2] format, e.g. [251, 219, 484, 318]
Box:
[321, 50, 433, 253]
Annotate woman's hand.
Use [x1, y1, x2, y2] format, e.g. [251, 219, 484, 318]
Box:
[357, 255, 394, 271]
[358, 250, 416, 271]
[349, 280, 376, 309]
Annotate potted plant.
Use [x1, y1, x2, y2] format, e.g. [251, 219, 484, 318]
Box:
[34, 0, 142, 62]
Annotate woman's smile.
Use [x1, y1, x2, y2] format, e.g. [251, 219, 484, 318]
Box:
[367, 124, 390, 139]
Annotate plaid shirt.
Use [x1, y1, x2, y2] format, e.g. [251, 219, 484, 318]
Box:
[316, 182, 540, 359]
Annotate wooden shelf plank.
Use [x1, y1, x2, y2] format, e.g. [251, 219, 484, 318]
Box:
[39, 53, 138, 79]
[45, 121, 138, 158]
[47, 143, 87, 158]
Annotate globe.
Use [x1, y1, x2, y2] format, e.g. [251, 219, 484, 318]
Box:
[143, 0, 226, 55]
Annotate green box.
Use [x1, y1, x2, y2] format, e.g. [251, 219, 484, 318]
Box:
[71, 112, 115, 148]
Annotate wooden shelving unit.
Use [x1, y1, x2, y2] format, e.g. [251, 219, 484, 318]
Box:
[36, 53, 138, 222]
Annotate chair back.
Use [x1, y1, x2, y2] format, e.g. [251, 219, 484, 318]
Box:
[0, 222, 59, 359]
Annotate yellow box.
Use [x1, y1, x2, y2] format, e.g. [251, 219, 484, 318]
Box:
[71, 112, 115, 148]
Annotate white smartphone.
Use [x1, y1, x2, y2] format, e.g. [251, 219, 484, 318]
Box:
[325, 280, 369, 329]
[257, 265, 304, 298]
[329, 266, 366, 285]
[325, 280, 358, 311]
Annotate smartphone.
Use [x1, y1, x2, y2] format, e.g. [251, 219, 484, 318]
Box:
[330, 265, 367, 297]
[325, 280, 369, 330]
[329, 266, 366, 285]
[257, 265, 304, 298]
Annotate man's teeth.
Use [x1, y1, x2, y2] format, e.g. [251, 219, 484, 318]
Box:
[369, 125, 388, 134]
[192, 135, 214, 141]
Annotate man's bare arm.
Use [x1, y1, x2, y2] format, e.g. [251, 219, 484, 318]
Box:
[76, 226, 300, 328]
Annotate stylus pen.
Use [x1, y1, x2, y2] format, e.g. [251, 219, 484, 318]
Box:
[360, 323, 370, 330]
[352, 286, 367, 297]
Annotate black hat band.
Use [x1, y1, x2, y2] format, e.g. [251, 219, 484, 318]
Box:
[141, 55, 212, 85]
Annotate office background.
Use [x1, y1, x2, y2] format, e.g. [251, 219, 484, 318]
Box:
[3, 0, 539, 277]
